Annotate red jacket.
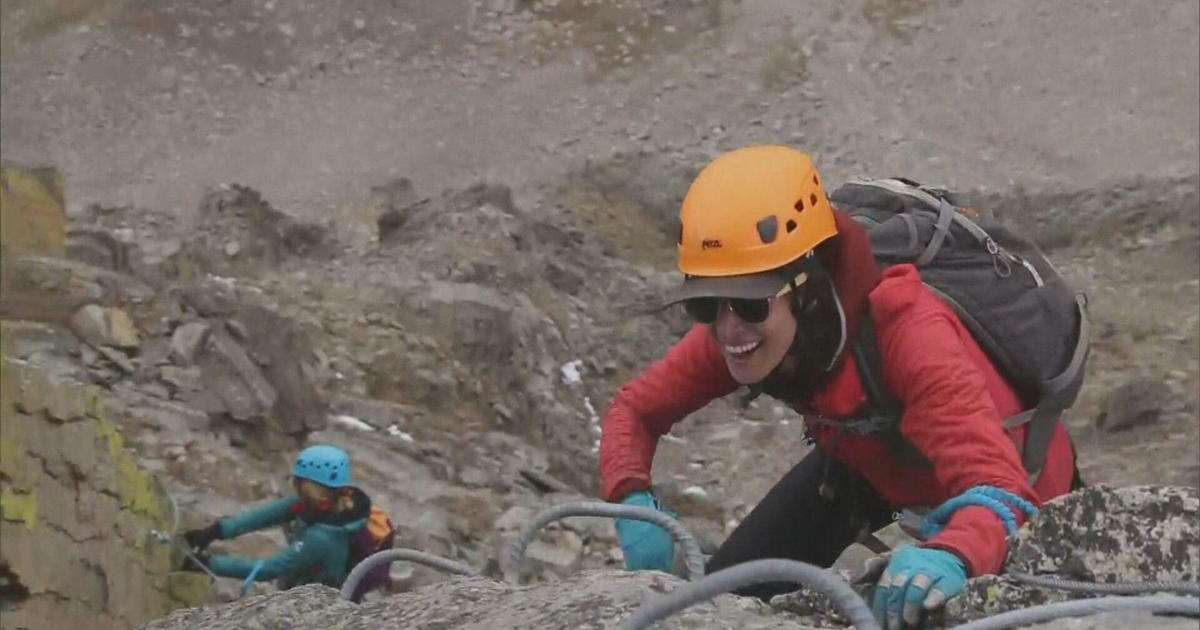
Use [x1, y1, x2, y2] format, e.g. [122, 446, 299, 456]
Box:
[599, 211, 1076, 577]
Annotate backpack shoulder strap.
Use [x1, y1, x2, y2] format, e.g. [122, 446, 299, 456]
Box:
[853, 314, 901, 420]
[853, 314, 932, 468]
[1011, 294, 1092, 483]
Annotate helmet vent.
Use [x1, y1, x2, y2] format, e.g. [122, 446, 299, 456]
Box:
[813, 174, 819, 186]
[786, 219, 797, 233]
[794, 199, 805, 212]
[810, 193, 819, 207]
[756, 215, 778, 243]
[676, 222, 683, 245]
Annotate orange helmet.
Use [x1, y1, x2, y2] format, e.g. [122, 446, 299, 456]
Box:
[668, 145, 837, 303]
[679, 145, 837, 278]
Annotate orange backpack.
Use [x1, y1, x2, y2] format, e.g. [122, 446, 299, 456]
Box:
[346, 505, 396, 601]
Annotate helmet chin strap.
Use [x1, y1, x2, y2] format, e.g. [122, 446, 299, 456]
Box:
[784, 254, 845, 372]
[824, 275, 848, 373]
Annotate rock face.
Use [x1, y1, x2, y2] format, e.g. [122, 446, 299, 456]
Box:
[0, 167, 197, 630]
[934, 486, 1199, 624]
[0, 176, 333, 623]
[0, 165, 66, 258]
[137, 573, 1200, 630]
[0, 326, 208, 630]
[64, 183, 332, 287]
[69, 303, 141, 349]
[0, 174, 604, 606]
[372, 177, 425, 244]
[971, 175, 1200, 252]
[944, 485, 1198, 624]
[1009, 485, 1198, 582]
[135, 485, 1199, 630]
[0, 258, 329, 459]
[138, 572, 795, 630]
[771, 485, 1200, 627]
[319, 179, 679, 493]
[1095, 379, 1172, 432]
[174, 277, 328, 451]
[186, 184, 332, 276]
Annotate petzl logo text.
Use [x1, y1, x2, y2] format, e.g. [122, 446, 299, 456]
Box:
[701, 239, 722, 250]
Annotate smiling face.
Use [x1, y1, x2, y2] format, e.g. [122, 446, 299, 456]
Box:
[709, 294, 797, 384]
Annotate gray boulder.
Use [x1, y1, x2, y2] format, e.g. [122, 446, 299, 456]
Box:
[183, 184, 332, 278]
[774, 485, 1199, 626]
[1007, 484, 1197, 583]
[1096, 378, 1172, 432]
[946, 485, 1197, 624]
[172, 277, 328, 452]
[169, 322, 211, 365]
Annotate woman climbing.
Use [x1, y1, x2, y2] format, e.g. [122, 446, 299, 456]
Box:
[599, 145, 1083, 629]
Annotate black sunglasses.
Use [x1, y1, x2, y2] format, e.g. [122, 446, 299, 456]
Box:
[683, 296, 774, 324]
[682, 271, 810, 324]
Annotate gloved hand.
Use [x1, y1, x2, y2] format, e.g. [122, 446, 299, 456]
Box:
[872, 546, 967, 629]
[179, 551, 212, 574]
[183, 521, 222, 552]
[614, 491, 676, 572]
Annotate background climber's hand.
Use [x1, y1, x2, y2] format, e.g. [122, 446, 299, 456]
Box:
[183, 521, 222, 552]
[179, 551, 212, 574]
[872, 545, 967, 629]
[615, 490, 676, 572]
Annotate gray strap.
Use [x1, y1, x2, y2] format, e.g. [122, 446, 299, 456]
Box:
[1047, 294, 1091, 395]
[897, 509, 928, 541]
[855, 178, 947, 210]
[916, 198, 957, 266]
[1022, 294, 1091, 484]
[805, 414, 894, 436]
[1003, 409, 1036, 429]
[849, 178, 958, 265]
[899, 213, 920, 256]
[951, 211, 993, 245]
[1020, 404, 1057, 487]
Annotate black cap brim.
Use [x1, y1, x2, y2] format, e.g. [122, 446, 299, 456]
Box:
[664, 268, 801, 307]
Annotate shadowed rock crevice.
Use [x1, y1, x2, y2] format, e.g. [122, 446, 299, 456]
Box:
[0, 563, 32, 610]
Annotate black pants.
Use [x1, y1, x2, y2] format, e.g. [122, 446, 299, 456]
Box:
[705, 447, 894, 600]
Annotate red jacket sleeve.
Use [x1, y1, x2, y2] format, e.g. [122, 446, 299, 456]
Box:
[878, 298, 1038, 576]
[599, 324, 738, 501]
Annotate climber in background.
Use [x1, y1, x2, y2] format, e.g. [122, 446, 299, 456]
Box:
[180, 444, 396, 602]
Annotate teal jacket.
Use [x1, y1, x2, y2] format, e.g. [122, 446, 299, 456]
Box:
[207, 488, 371, 588]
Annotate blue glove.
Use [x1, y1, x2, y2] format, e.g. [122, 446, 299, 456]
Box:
[614, 491, 676, 572]
[872, 546, 967, 629]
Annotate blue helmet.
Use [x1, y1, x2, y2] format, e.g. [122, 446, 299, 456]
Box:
[292, 444, 353, 488]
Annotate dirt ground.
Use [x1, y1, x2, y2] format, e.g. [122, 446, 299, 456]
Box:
[2, 0, 1196, 215]
[2, 0, 1197, 573]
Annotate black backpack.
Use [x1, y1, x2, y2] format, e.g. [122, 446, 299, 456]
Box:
[826, 178, 1090, 483]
